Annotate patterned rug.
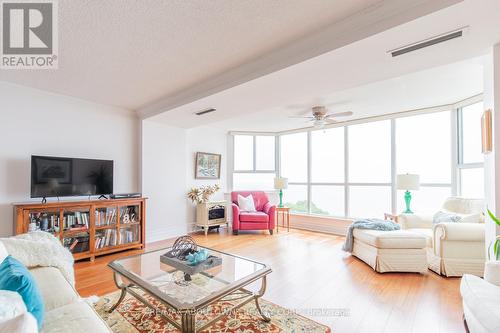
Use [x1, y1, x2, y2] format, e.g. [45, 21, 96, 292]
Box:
[94, 289, 331, 332]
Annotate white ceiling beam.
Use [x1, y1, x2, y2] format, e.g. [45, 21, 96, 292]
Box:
[138, 0, 463, 119]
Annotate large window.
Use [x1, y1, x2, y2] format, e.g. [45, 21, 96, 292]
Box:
[396, 111, 452, 214]
[280, 132, 308, 213]
[230, 98, 485, 218]
[311, 128, 344, 183]
[458, 102, 484, 198]
[280, 132, 307, 183]
[396, 112, 451, 183]
[349, 120, 391, 183]
[350, 186, 392, 218]
[232, 134, 276, 190]
[348, 120, 391, 217]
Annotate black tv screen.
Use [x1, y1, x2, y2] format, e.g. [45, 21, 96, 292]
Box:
[31, 156, 113, 198]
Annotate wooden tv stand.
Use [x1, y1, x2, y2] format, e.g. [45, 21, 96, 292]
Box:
[13, 198, 146, 261]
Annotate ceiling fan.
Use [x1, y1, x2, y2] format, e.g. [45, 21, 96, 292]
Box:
[290, 106, 353, 128]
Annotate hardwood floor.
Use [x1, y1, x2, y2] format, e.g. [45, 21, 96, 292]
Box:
[75, 228, 464, 333]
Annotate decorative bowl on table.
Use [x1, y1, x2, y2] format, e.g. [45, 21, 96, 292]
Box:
[160, 236, 222, 281]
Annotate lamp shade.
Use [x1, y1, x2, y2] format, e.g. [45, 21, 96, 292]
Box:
[274, 177, 288, 190]
[397, 174, 420, 191]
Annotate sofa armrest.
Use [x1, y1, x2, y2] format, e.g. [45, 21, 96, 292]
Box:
[484, 261, 500, 287]
[231, 203, 240, 231]
[398, 214, 433, 230]
[433, 222, 485, 242]
[263, 202, 276, 229]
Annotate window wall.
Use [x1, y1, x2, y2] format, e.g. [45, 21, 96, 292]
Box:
[231, 99, 485, 218]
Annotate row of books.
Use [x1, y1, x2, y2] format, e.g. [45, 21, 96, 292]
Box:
[95, 229, 117, 249]
[95, 209, 116, 226]
[64, 212, 89, 230]
[120, 228, 136, 244]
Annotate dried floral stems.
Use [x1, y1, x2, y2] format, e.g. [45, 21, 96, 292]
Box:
[187, 184, 220, 204]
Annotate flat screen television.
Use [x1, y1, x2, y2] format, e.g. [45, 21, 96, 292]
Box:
[31, 155, 113, 198]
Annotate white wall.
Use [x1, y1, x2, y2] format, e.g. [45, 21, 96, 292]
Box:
[141, 120, 188, 242]
[0, 82, 139, 236]
[185, 126, 228, 229]
[484, 44, 500, 251]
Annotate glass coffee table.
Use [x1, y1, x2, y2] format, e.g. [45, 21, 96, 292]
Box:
[108, 246, 272, 333]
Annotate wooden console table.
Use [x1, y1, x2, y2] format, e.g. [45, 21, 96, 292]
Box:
[276, 207, 290, 233]
[14, 198, 146, 261]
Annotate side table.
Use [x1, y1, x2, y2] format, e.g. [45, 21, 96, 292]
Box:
[276, 207, 290, 233]
[384, 212, 399, 223]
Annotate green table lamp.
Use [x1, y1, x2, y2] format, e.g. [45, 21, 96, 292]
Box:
[274, 177, 288, 208]
[397, 174, 420, 214]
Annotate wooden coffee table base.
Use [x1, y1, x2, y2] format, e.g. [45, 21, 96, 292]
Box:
[108, 272, 271, 333]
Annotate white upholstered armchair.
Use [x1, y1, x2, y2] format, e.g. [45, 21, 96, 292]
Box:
[399, 197, 485, 277]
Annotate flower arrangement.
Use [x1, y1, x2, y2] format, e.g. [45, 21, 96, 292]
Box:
[187, 184, 220, 204]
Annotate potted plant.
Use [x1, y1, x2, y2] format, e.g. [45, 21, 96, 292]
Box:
[486, 209, 500, 260]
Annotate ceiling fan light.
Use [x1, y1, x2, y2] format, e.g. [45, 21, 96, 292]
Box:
[314, 119, 326, 128]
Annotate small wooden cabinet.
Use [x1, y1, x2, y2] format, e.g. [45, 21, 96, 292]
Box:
[196, 201, 227, 236]
[13, 198, 146, 261]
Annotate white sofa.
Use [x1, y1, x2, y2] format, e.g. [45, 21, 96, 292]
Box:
[461, 262, 500, 333]
[30, 266, 110, 332]
[399, 197, 485, 277]
[0, 234, 111, 332]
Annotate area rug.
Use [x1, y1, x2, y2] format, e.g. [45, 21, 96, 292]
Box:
[94, 289, 331, 333]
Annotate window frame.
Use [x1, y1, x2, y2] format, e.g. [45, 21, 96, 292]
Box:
[456, 98, 485, 197]
[230, 133, 277, 191]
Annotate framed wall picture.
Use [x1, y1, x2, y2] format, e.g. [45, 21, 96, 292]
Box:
[482, 109, 492, 154]
[195, 152, 221, 179]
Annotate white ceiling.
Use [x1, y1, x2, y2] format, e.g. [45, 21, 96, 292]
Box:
[149, 0, 500, 131]
[0, 0, 387, 109]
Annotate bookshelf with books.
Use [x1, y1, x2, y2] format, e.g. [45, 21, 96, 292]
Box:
[95, 207, 117, 227]
[27, 211, 60, 235]
[95, 228, 117, 250]
[119, 224, 140, 245]
[14, 198, 146, 261]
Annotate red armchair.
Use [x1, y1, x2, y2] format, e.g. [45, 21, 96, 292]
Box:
[231, 191, 276, 235]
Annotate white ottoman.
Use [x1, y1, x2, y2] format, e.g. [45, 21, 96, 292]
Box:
[352, 229, 428, 273]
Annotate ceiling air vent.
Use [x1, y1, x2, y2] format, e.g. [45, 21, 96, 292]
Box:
[195, 108, 216, 116]
[389, 27, 468, 57]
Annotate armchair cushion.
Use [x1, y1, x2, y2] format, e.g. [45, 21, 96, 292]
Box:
[231, 191, 269, 211]
[239, 212, 269, 223]
[442, 197, 484, 216]
[237, 194, 256, 212]
[405, 228, 433, 247]
[433, 210, 483, 224]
